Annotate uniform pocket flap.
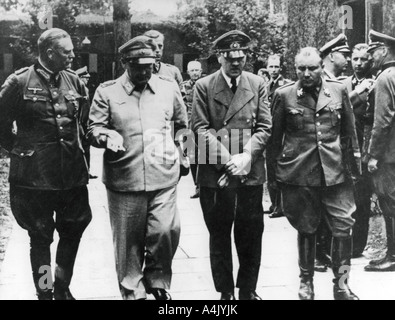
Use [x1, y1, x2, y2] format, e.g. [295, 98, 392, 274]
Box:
[288, 108, 304, 115]
[10, 147, 35, 158]
[64, 94, 79, 101]
[277, 148, 295, 160]
[23, 94, 47, 102]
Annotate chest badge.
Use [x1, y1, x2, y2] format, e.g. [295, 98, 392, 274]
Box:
[297, 88, 304, 98]
[28, 87, 43, 95]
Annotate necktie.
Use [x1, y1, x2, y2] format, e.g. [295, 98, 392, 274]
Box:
[231, 78, 237, 94]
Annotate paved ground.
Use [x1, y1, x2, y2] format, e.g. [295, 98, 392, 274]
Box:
[1, 148, 395, 300]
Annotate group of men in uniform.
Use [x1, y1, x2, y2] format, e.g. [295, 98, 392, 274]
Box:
[1, 22, 395, 301]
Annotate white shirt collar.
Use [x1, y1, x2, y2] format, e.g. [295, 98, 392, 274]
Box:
[221, 68, 241, 88]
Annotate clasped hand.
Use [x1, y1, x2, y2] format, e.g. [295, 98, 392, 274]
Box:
[225, 152, 252, 176]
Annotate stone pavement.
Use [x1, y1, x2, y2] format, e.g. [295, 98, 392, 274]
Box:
[1, 147, 395, 300]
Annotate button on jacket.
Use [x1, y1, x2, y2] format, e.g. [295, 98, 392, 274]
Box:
[88, 72, 188, 192]
[0, 64, 90, 190]
[270, 78, 359, 187]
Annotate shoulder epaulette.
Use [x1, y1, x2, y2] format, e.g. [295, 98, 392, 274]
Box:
[278, 81, 295, 89]
[14, 67, 29, 75]
[336, 76, 348, 81]
[158, 75, 174, 82]
[100, 80, 117, 88]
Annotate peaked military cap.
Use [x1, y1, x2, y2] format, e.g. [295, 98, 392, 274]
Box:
[75, 66, 90, 78]
[319, 33, 351, 58]
[212, 30, 251, 59]
[368, 30, 395, 52]
[118, 35, 157, 64]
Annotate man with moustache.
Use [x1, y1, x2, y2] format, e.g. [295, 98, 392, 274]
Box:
[269, 47, 360, 300]
[364, 30, 395, 272]
[88, 35, 187, 300]
[342, 44, 374, 258]
[180, 60, 203, 199]
[144, 30, 183, 85]
[191, 30, 272, 300]
[0, 28, 92, 300]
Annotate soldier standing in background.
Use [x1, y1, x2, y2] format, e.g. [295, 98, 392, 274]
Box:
[180, 60, 203, 199]
[144, 30, 183, 85]
[341, 44, 375, 258]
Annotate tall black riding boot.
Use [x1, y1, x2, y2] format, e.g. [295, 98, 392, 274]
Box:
[30, 241, 53, 300]
[53, 238, 81, 300]
[315, 222, 331, 272]
[298, 233, 316, 300]
[365, 216, 395, 271]
[332, 237, 359, 300]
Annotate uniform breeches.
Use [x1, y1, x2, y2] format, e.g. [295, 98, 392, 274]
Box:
[107, 185, 180, 300]
[281, 183, 355, 238]
[10, 185, 92, 291]
[199, 185, 264, 292]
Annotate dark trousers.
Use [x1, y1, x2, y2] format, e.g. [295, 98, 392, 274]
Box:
[352, 167, 372, 255]
[200, 185, 264, 292]
[10, 185, 92, 292]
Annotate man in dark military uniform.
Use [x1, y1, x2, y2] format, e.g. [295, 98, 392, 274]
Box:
[180, 60, 203, 199]
[0, 28, 92, 300]
[365, 30, 395, 272]
[313, 34, 352, 273]
[341, 44, 374, 258]
[269, 47, 360, 300]
[144, 30, 183, 85]
[265, 54, 292, 219]
[267, 54, 293, 103]
[191, 30, 272, 300]
[320, 33, 351, 80]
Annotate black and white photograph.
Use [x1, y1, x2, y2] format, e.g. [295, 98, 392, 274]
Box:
[0, 0, 395, 305]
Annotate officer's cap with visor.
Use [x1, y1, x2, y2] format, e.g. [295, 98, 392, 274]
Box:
[319, 33, 351, 58]
[118, 35, 157, 65]
[212, 30, 251, 59]
[368, 30, 395, 53]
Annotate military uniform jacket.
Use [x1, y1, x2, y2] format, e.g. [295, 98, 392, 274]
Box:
[368, 62, 395, 164]
[270, 78, 359, 187]
[268, 75, 292, 103]
[0, 64, 90, 190]
[88, 72, 188, 192]
[342, 75, 372, 150]
[154, 62, 183, 85]
[191, 70, 272, 188]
